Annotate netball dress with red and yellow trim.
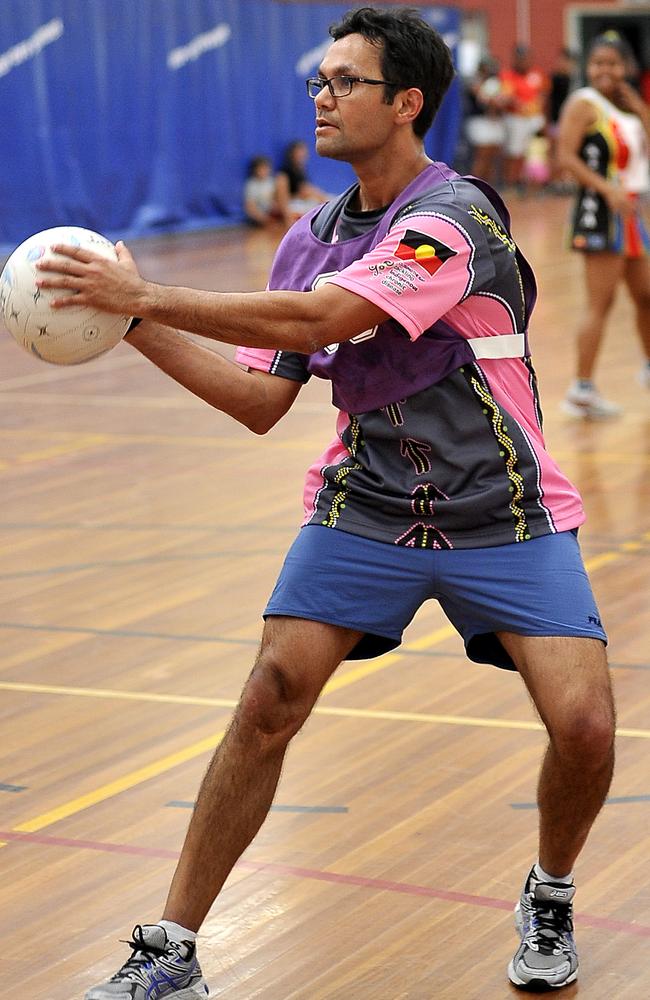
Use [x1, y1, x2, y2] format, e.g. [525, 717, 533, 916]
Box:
[569, 85, 650, 256]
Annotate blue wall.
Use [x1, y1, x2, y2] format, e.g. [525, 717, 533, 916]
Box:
[1, 2, 461, 249]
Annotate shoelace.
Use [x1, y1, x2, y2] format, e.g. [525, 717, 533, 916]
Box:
[527, 901, 574, 955]
[111, 926, 168, 981]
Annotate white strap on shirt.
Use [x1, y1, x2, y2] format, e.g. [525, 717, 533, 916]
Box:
[466, 333, 525, 360]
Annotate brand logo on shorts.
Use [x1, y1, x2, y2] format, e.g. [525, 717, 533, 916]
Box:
[588, 614, 602, 628]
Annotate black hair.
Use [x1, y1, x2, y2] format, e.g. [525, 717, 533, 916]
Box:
[588, 31, 634, 63]
[247, 155, 271, 177]
[281, 140, 307, 167]
[328, 6, 455, 139]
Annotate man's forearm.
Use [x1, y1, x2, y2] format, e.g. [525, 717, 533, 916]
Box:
[125, 321, 298, 433]
[37, 241, 389, 352]
[136, 284, 327, 354]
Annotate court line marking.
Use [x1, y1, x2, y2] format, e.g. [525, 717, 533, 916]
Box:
[3, 536, 649, 836]
[0, 427, 321, 453]
[11, 729, 226, 835]
[167, 801, 349, 814]
[0, 392, 333, 415]
[3, 430, 650, 472]
[0, 518, 645, 545]
[1, 677, 650, 741]
[512, 795, 650, 808]
[0, 622, 261, 647]
[0, 528, 645, 601]
[0, 520, 290, 532]
[0, 549, 285, 580]
[1, 827, 649, 938]
[3, 426, 650, 460]
[0, 532, 645, 581]
[0, 391, 208, 410]
[0, 527, 646, 665]
[4, 627, 456, 839]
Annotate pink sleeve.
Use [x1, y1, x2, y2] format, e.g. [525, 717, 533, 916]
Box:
[235, 345, 310, 383]
[328, 214, 479, 340]
[235, 346, 277, 372]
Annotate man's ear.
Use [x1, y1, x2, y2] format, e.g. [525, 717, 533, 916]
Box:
[394, 87, 424, 126]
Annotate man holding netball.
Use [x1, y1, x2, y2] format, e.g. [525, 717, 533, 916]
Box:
[38, 7, 614, 995]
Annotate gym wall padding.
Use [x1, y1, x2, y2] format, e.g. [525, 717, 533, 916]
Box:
[0, 2, 461, 249]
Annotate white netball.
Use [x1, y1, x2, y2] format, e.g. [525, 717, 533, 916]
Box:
[0, 226, 131, 365]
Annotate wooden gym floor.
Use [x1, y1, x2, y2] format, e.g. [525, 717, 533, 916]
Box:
[1, 194, 649, 999]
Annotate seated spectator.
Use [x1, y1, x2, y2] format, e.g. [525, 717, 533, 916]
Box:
[276, 140, 329, 223]
[243, 156, 281, 226]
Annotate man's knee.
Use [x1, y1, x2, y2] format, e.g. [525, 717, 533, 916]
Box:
[548, 698, 615, 766]
[236, 651, 319, 745]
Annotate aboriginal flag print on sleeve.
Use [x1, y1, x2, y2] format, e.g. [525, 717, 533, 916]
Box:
[329, 211, 492, 341]
[393, 230, 457, 276]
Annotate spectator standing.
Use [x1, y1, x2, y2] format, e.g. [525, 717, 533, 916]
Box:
[500, 45, 549, 190]
[548, 49, 578, 189]
[558, 32, 650, 417]
[464, 57, 507, 186]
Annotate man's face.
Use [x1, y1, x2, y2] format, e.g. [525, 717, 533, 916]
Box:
[313, 33, 399, 163]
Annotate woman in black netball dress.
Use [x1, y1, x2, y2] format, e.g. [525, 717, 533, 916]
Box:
[558, 33, 650, 418]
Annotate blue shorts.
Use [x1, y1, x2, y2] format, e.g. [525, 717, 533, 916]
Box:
[264, 526, 607, 671]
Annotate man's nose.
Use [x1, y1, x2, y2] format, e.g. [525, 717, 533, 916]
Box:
[315, 86, 336, 110]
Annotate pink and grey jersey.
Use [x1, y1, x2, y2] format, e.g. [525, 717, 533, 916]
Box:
[236, 162, 584, 549]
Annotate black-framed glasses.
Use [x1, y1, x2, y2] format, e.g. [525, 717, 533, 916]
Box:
[306, 75, 398, 99]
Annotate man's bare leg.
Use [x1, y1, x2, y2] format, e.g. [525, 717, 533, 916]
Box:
[162, 616, 364, 931]
[500, 633, 615, 989]
[499, 633, 615, 876]
[498, 633, 615, 876]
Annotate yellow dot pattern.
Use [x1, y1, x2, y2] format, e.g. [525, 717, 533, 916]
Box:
[471, 375, 529, 542]
[322, 415, 363, 529]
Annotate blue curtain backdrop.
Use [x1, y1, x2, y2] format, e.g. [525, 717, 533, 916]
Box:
[0, 1, 461, 250]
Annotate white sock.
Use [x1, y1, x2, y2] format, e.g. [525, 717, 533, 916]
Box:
[158, 919, 197, 943]
[533, 860, 574, 885]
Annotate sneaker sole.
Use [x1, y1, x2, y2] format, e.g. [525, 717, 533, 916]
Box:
[507, 960, 578, 991]
[561, 399, 621, 420]
[85, 983, 208, 1000]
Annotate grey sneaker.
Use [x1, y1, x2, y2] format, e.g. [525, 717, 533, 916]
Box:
[85, 924, 209, 999]
[561, 383, 621, 419]
[507, 869, 578, 991]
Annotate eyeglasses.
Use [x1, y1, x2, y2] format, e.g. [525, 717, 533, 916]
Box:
[306, 75, 398, 99]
